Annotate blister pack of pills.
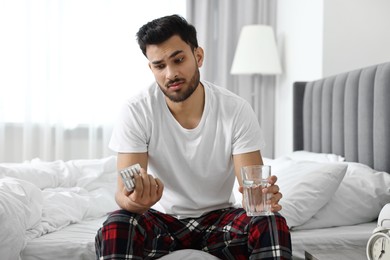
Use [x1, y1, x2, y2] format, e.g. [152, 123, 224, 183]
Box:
[119, 163, 141, 192]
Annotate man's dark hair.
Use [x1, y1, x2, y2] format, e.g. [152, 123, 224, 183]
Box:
[136, 14, 199, 57]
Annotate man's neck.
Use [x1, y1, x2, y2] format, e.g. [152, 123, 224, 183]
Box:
[166, 83, 205, 129]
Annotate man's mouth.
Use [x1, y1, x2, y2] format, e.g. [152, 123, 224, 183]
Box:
[167, 80, 184, 90]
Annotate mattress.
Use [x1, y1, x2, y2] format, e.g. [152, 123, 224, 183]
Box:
[290, 221, 375, 259]
[21, 216, 219, 260]
[20, 215, 375, 260]
[21, 217, 106, 260]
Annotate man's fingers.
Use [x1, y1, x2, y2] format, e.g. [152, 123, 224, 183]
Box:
[155, 178, 164, 192]
[263, 184, 280, 195]
[268, 175, 278, 185]
[271, 203, 282, 212]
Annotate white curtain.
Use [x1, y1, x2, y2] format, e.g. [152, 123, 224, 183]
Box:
[0, 0, 186, 162]
[186, 0, 278, 158]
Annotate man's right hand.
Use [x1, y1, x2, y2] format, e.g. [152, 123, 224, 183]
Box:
[116, 168, 164, 214]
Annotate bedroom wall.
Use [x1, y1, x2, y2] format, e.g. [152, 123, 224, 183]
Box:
[274, 0, 390, 158]
[274, 0, 323, 158]
[323, 0, 390, 77]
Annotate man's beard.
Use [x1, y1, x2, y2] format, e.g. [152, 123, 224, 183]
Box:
[158, 68, 200, 103]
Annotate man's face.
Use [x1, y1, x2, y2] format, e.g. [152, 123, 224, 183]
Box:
[146, 35, 203, 103]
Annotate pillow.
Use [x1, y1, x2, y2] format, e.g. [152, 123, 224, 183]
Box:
[0, 156, 117, 190]
[285, 150, 345, 163]
[293, 162, 390, 230]
[276, 159, 347, 228]
[0, 162, 62, 189]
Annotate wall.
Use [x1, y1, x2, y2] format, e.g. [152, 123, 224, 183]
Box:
[323, 0, 390, 77]
[275, 0, 323, 158]
[274, 0, 390, 158]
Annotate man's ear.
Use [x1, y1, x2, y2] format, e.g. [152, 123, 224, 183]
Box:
[195, 47, 204, 67]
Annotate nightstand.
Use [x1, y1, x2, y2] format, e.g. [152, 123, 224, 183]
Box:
[304, 248, 366, 260]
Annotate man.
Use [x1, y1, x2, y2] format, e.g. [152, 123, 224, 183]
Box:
[96, 14, 292, 259]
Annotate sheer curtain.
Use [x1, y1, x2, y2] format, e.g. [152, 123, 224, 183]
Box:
[186, 0, 278, 158]
[0, 0, 186, 162]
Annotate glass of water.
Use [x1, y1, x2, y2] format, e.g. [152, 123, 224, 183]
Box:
[241, 165, 272, 216]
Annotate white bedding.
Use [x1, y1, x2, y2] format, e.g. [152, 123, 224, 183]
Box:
[18, 216, 376, 260]
[291, 221, 375, 259]
[21, 217, 106, 260]
[0, 157, 119, 260]
[21, 217, 219, 260]
[0, 151, 389, 259]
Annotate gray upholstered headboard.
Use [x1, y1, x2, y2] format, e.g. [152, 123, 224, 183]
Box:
[293, 61, 390, 173]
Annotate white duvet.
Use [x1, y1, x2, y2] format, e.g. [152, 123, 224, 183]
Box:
[0, 156, 119, 260]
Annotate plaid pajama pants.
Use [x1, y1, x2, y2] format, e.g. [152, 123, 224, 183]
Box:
[95, 207, 292, 260]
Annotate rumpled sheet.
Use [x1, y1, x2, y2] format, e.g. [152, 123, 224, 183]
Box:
[0, 156, 118, 260]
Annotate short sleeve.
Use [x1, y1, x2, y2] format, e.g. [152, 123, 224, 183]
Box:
[109, 101, 150, 153]
[231, 101, 265, 155]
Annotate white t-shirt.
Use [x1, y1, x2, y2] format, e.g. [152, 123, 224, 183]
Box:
[109, 80, 265, 218]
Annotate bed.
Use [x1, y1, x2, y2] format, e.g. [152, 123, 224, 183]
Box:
[288, 60, 390, 258]
[1, 61, 389, 260]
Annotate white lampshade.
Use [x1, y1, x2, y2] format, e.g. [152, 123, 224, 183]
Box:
[231, 25, 282, 75]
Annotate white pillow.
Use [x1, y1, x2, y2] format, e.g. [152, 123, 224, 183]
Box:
[276, 159, 347, 228]
[293, 162, 390, 230]
[0, 162, 62, 189]
[0, 156, 117, 190]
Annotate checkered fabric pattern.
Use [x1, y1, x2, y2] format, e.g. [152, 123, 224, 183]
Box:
[95, 208, 292, 259]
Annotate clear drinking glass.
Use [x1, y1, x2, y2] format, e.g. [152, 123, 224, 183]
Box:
[241, 165, 272, 216]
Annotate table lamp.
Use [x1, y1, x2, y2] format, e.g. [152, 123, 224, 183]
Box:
[231, 25, 282, 75]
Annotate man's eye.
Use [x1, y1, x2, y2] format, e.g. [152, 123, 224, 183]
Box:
[155, 64, 165, 70]
[175, 57, 184, 63]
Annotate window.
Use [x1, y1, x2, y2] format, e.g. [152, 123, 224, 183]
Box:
[0, 0, 186, 128]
